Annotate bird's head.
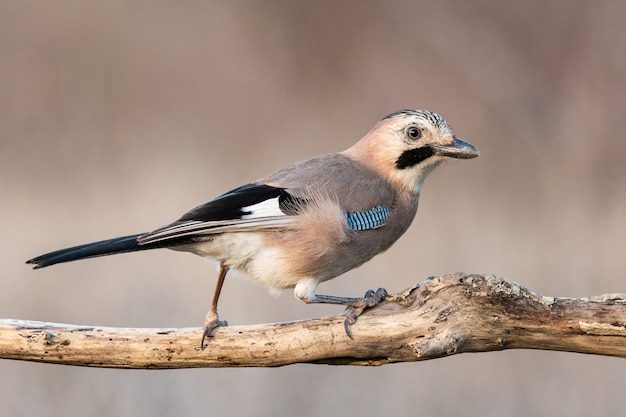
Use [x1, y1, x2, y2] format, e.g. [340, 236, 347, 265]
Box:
[344, 109, 479, 193]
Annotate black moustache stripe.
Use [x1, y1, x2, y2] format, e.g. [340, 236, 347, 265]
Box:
[395, 146, 434, 169]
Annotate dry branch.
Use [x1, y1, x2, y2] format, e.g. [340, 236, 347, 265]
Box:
[1, 273, 625, 368]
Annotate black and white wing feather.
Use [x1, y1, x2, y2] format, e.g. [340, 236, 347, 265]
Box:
[137, 184, 301, 245]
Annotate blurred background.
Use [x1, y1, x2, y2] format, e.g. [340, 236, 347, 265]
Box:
[1, 1, 625, 416]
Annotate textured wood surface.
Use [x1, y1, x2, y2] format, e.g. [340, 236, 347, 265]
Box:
[1, 273, 625, 368]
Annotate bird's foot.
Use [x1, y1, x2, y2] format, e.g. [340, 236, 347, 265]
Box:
[201, 311, 228, 348]
[343, 287, 388, 339]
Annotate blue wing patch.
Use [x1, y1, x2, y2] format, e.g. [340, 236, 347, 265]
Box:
[345, 206, 392, 231]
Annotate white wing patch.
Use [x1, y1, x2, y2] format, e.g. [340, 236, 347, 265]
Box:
[241, 197, 286, 219]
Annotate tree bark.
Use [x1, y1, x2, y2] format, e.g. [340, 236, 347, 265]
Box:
[1, 273, 625, 368]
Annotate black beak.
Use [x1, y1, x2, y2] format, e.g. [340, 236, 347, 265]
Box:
[432, 137, 480, 159]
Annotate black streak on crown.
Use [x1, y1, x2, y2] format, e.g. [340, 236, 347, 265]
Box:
[382, 109, 447, 131]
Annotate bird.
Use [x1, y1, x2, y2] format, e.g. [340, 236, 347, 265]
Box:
[26, 109, 479, 346]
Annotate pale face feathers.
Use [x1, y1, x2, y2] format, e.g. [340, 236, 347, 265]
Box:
[343, 110, 479, 193]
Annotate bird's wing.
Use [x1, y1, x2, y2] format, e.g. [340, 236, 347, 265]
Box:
[263, 153, 398, 231]
[137, 183, 301, 245]
[139, 154, 398, 245]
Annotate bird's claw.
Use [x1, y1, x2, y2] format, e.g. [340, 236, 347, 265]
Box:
[200, 316, 228, 348]
[343, 287, 388, 339]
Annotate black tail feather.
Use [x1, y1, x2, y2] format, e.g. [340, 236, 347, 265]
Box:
[27, 234, 149, 269]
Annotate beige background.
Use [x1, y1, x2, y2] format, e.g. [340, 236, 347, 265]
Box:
[2, 1, 625, 416]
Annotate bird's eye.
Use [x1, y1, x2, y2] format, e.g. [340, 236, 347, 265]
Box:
[406, 126, 422, 140]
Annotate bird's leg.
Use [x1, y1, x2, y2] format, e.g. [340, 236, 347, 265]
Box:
[294, 280, 387, 339]
[201, 263, 229, 347]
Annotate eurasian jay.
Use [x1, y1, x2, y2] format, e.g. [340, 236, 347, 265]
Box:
[27, 109, 479, 346]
